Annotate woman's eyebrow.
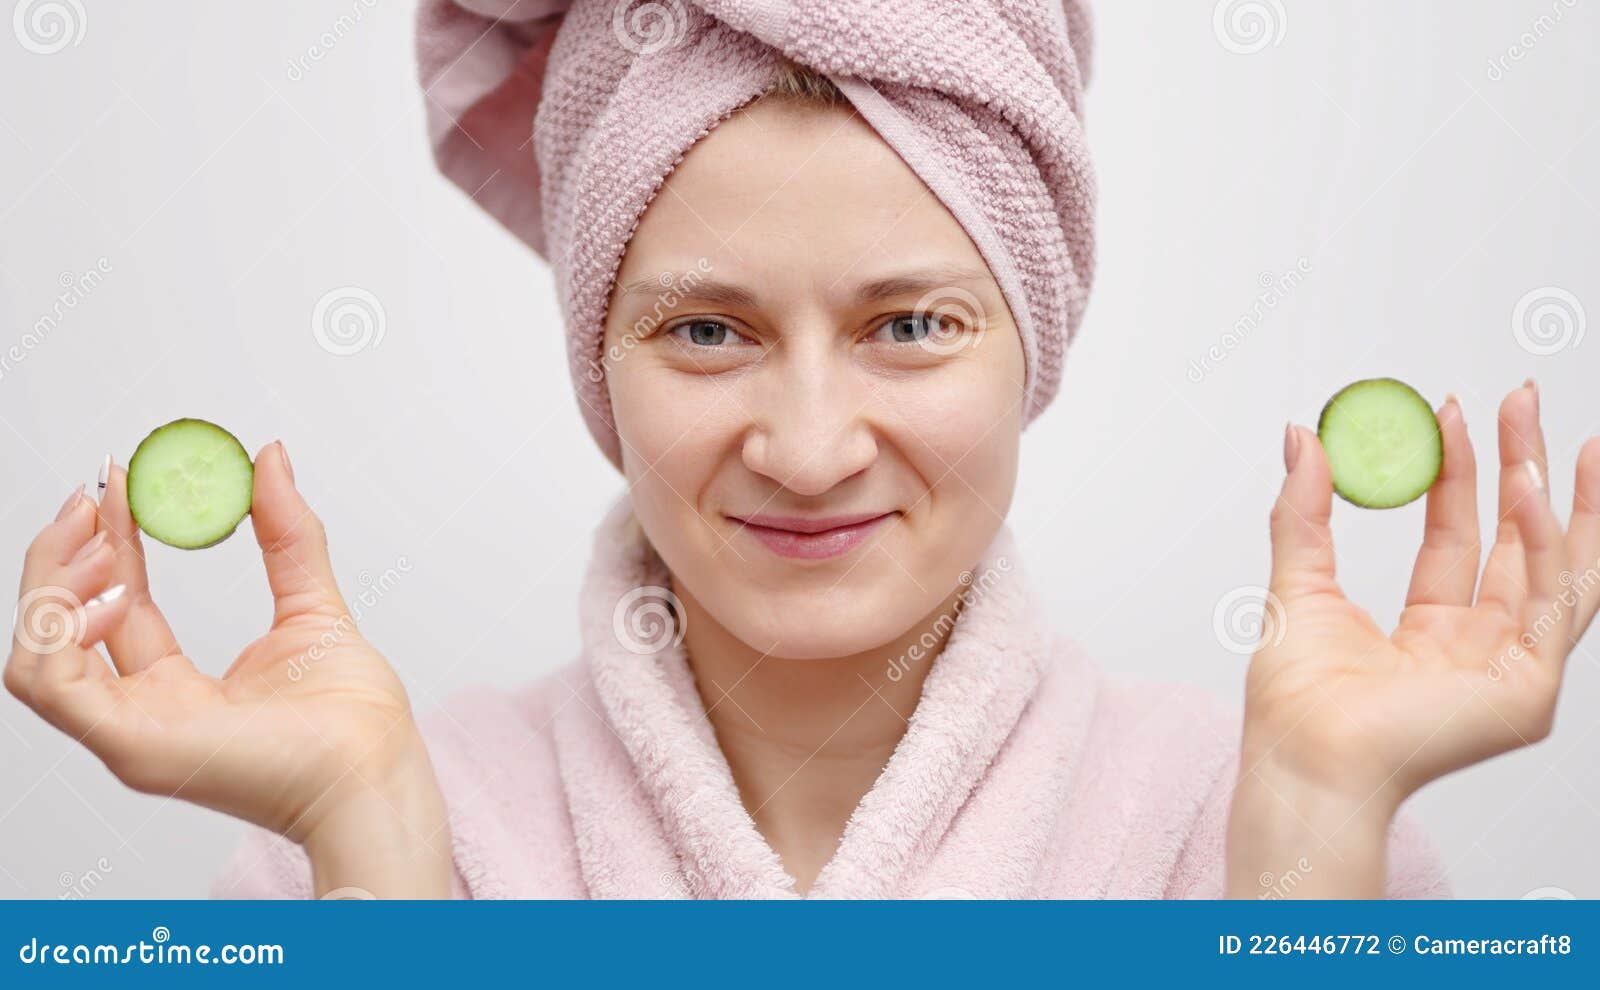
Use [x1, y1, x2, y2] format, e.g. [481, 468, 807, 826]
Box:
[618, 273, 757, 307]
[850, 265, 996, 303]
[616, 264, 995, 307]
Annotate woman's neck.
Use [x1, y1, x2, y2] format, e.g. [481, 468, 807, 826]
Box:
[673, 579, 967, 895]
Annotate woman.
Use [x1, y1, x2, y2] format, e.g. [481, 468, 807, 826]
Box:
[7, 0, 1598, 899]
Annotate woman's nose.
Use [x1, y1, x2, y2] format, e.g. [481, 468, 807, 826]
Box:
[740, 353, 879, 497]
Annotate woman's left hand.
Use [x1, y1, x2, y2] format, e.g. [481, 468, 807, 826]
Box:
[1226, 381, 1600, 898]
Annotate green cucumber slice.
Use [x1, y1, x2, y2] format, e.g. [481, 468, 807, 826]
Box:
[1316, 378, 1442, 509]
[127, 419, 255, 549]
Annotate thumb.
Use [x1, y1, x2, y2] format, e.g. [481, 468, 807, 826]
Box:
[1269, 424, 1340, 599]
[251, 441, 345, 620]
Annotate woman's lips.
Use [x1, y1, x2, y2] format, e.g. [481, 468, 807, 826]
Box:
[728, 512, 896, 560]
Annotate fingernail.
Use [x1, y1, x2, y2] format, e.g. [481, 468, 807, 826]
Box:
[1524, 377, 1539, 415]
[69, 530, 107, 564]
[1283, 422, 1301, 472]
[55, 485, 85, 521]
[278, 441, 294, 485]
[87, 584, 125, 608]
[1524, 458, 1545, 495]
[97, 454, 111, 500]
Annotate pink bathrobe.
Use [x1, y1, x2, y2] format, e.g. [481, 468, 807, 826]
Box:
[212, 493, 1451, 899]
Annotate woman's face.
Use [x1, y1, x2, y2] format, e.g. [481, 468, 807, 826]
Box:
[602, 97, 1025, 660]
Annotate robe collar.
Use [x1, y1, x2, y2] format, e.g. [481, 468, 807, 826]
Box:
[561, 490, 1053, 898]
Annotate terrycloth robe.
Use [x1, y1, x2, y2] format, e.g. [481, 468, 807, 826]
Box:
[212, 494, 1450, 898]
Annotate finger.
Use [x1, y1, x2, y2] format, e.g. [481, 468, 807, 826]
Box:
[1506, 461, 1570, 666]
[77, 584, 134, 650]
[7, 584, 130, 712]
[1406, 396, 1480, 608]
[1515, 378, 1549, 479]
[95, 460, 183, 674]
[7, 484, 139, 755]
[14, 519, 121, 652]
[23, 628, 134, 754]
[251, 441, 345, 621]
[1565, 436, 1600, 638]
[21, 487, 96, 583]
[1269, 424, 1340, 599]
[43, 532, 120, 606]
[1478, 383, 1542, 614]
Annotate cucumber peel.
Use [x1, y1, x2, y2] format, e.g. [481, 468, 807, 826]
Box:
[127, 419, 255, 549]
[1316, 378, 1442, 509]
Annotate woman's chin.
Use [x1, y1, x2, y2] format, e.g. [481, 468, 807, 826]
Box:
[741, 631, 904, 663]
[719, 595, 930, 662]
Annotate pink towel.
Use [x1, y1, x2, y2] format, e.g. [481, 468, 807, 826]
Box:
[415, 0, 1097, 469]
[212, 492, 1451, 898]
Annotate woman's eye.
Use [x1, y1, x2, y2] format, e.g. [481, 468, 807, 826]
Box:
[669, 320, 748, 347]
[874, 314, 940, 343]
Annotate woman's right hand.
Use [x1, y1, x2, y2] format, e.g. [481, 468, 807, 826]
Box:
[5, 442, 452, 897]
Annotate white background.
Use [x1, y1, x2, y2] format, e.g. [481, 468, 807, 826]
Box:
[1, 0, 1596, 898]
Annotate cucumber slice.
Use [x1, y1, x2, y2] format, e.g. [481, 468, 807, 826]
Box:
[127, 419, 255, 549]
[1316, 378, 1442, 509]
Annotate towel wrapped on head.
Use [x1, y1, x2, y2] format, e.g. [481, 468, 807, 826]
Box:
[416, 0, 1097, 469]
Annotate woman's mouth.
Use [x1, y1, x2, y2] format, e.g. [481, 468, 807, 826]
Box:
[727, 511, 897, 560]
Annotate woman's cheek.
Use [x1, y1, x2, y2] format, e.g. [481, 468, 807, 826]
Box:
[614, 362, 754, 513]
[876, 356, 1022, 486]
